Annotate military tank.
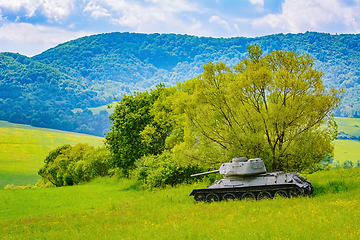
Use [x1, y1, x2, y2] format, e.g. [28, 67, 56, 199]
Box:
[190, 157, 314, 202]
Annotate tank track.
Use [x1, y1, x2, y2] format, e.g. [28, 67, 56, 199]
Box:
[190, 183, 314, 202]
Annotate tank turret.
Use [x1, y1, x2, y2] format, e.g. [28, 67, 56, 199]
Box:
[190, 157, 313, 202]
[191, 157, 266, 178]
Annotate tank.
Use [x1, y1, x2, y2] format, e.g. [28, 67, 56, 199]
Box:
[189, 157, 314, 202]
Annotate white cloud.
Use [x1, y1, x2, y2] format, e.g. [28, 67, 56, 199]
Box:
[249, 0, 264, 5]
[252, 0, 360, 33]
[0, 0, 74, 21]
[0, 22, 92, 56]
[249, 0, 264, 12]
[209, 15, 230, 31]
[97, 0, 198, 27]
[84, 1, 111, 18]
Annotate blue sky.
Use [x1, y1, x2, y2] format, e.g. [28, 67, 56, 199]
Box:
[1, 0, 360, 56]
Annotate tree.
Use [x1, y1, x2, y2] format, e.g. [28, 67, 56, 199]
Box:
[105, 84, 168, 175]
[168, 45, 343, 172]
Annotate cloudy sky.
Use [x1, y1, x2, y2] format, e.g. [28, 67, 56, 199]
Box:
[1, 0, 360, 56]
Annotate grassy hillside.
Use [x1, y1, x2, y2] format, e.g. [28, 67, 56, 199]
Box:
[334, 140, 360, 165]
[2, 32, 360, 137]
[1, 168, 360, 239]
[0, 121, 104, 189]
[332, 117, 360, 166]
[336, 117, 360, 137]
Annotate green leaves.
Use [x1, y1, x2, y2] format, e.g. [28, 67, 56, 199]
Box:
[38, 144, 111, 187]
[105, 44, 343, 177]
[105, 84, 170, 175]
[164, 45, 343, 172]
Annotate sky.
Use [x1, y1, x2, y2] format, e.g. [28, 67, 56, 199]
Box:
[1, 0, 360, 56]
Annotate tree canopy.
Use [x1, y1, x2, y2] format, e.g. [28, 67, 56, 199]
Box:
[104, 84, 169, 175]
[153, 45, 343, 172]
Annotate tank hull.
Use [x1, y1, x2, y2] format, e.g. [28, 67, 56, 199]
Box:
[190, 172, 313, 202]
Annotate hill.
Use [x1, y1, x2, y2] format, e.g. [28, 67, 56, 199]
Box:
[1, 32, 360, 136]
[1, 168, 360, 239]
[33, 32, 360, 117]
[0, 52, 111, 136]
[0, 120, 104, 189]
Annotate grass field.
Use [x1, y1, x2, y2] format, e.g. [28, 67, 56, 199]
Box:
[0, 121, 104, 189]
[335, 117, 360, 137]
[333, 139, 360, 165]
[1, 168, 360, 239]
[72, 104, 116, 115]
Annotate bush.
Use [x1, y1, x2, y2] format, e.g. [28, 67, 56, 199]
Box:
[343, 160, 353, 169]
[38, 144, 112, 187]
[133, 152, 206, 190]
[4, 184, 14, 190]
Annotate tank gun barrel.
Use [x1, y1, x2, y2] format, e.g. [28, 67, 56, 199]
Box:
[190, 169, 219, 177]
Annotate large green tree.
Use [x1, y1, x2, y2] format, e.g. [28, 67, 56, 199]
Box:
[167, 45, 343, 172]
[105, 84, 168, 175]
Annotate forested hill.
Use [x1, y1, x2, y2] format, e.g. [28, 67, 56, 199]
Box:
[1, 31, 360, 136]
[33, 31, 360, 116]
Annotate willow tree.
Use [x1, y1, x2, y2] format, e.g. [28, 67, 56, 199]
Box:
[169, 45, 343, 172]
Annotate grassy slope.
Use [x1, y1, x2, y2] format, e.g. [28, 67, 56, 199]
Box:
[0, 121, 104, 189]
[334, 140, 360, 164]
[335, 117, 360, 137]
[1, 168, 360, 239]
[72, 104, 116, 115]
[333, 117, 360, 165]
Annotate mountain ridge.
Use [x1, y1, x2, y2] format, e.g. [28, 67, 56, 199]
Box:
[1, 31, 360, 136]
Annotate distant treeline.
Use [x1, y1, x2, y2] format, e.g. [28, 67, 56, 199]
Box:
[1, 32, 360, 136]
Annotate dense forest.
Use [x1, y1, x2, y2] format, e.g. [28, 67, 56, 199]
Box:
[1, 32, 360, 136]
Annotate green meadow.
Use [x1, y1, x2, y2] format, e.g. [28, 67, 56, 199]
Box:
[0, 118, 359, 239]
[1, 168, 360, 239]
[333, 117, 360, 166]
[335, 117, 360, 137]
[72, 104, 115, 115]
[0, 121, 104, 189]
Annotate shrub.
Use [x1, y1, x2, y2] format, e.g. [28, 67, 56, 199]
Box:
[343, 160, 353, 169]
[38, 144, 112, 187]
[133, 152, 206, 190]
[4, 184, 14, 190]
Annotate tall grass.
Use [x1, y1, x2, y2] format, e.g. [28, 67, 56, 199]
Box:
[1, 168, 360, 239]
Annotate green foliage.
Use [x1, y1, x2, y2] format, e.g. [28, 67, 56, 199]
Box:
[165, 46, 342, 171]
[343, 160, 354, 169]
[132, 152, 205, 189]
[38, 143, 111, 186]
[105, 84, 168, 175]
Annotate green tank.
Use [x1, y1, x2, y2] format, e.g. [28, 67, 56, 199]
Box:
[190, 157, 314, 202]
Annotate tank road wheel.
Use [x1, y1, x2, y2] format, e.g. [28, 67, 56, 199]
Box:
[206, 193, 220, 202]
[241, 192, 256, 201]
[305, 185, 314, 196]
[289, 187, 304, 197]
[257, 191, 271, 200]
[194, 192, 206, 201]
[273, 190, 288, 198]
[223, 193, 237, 201]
